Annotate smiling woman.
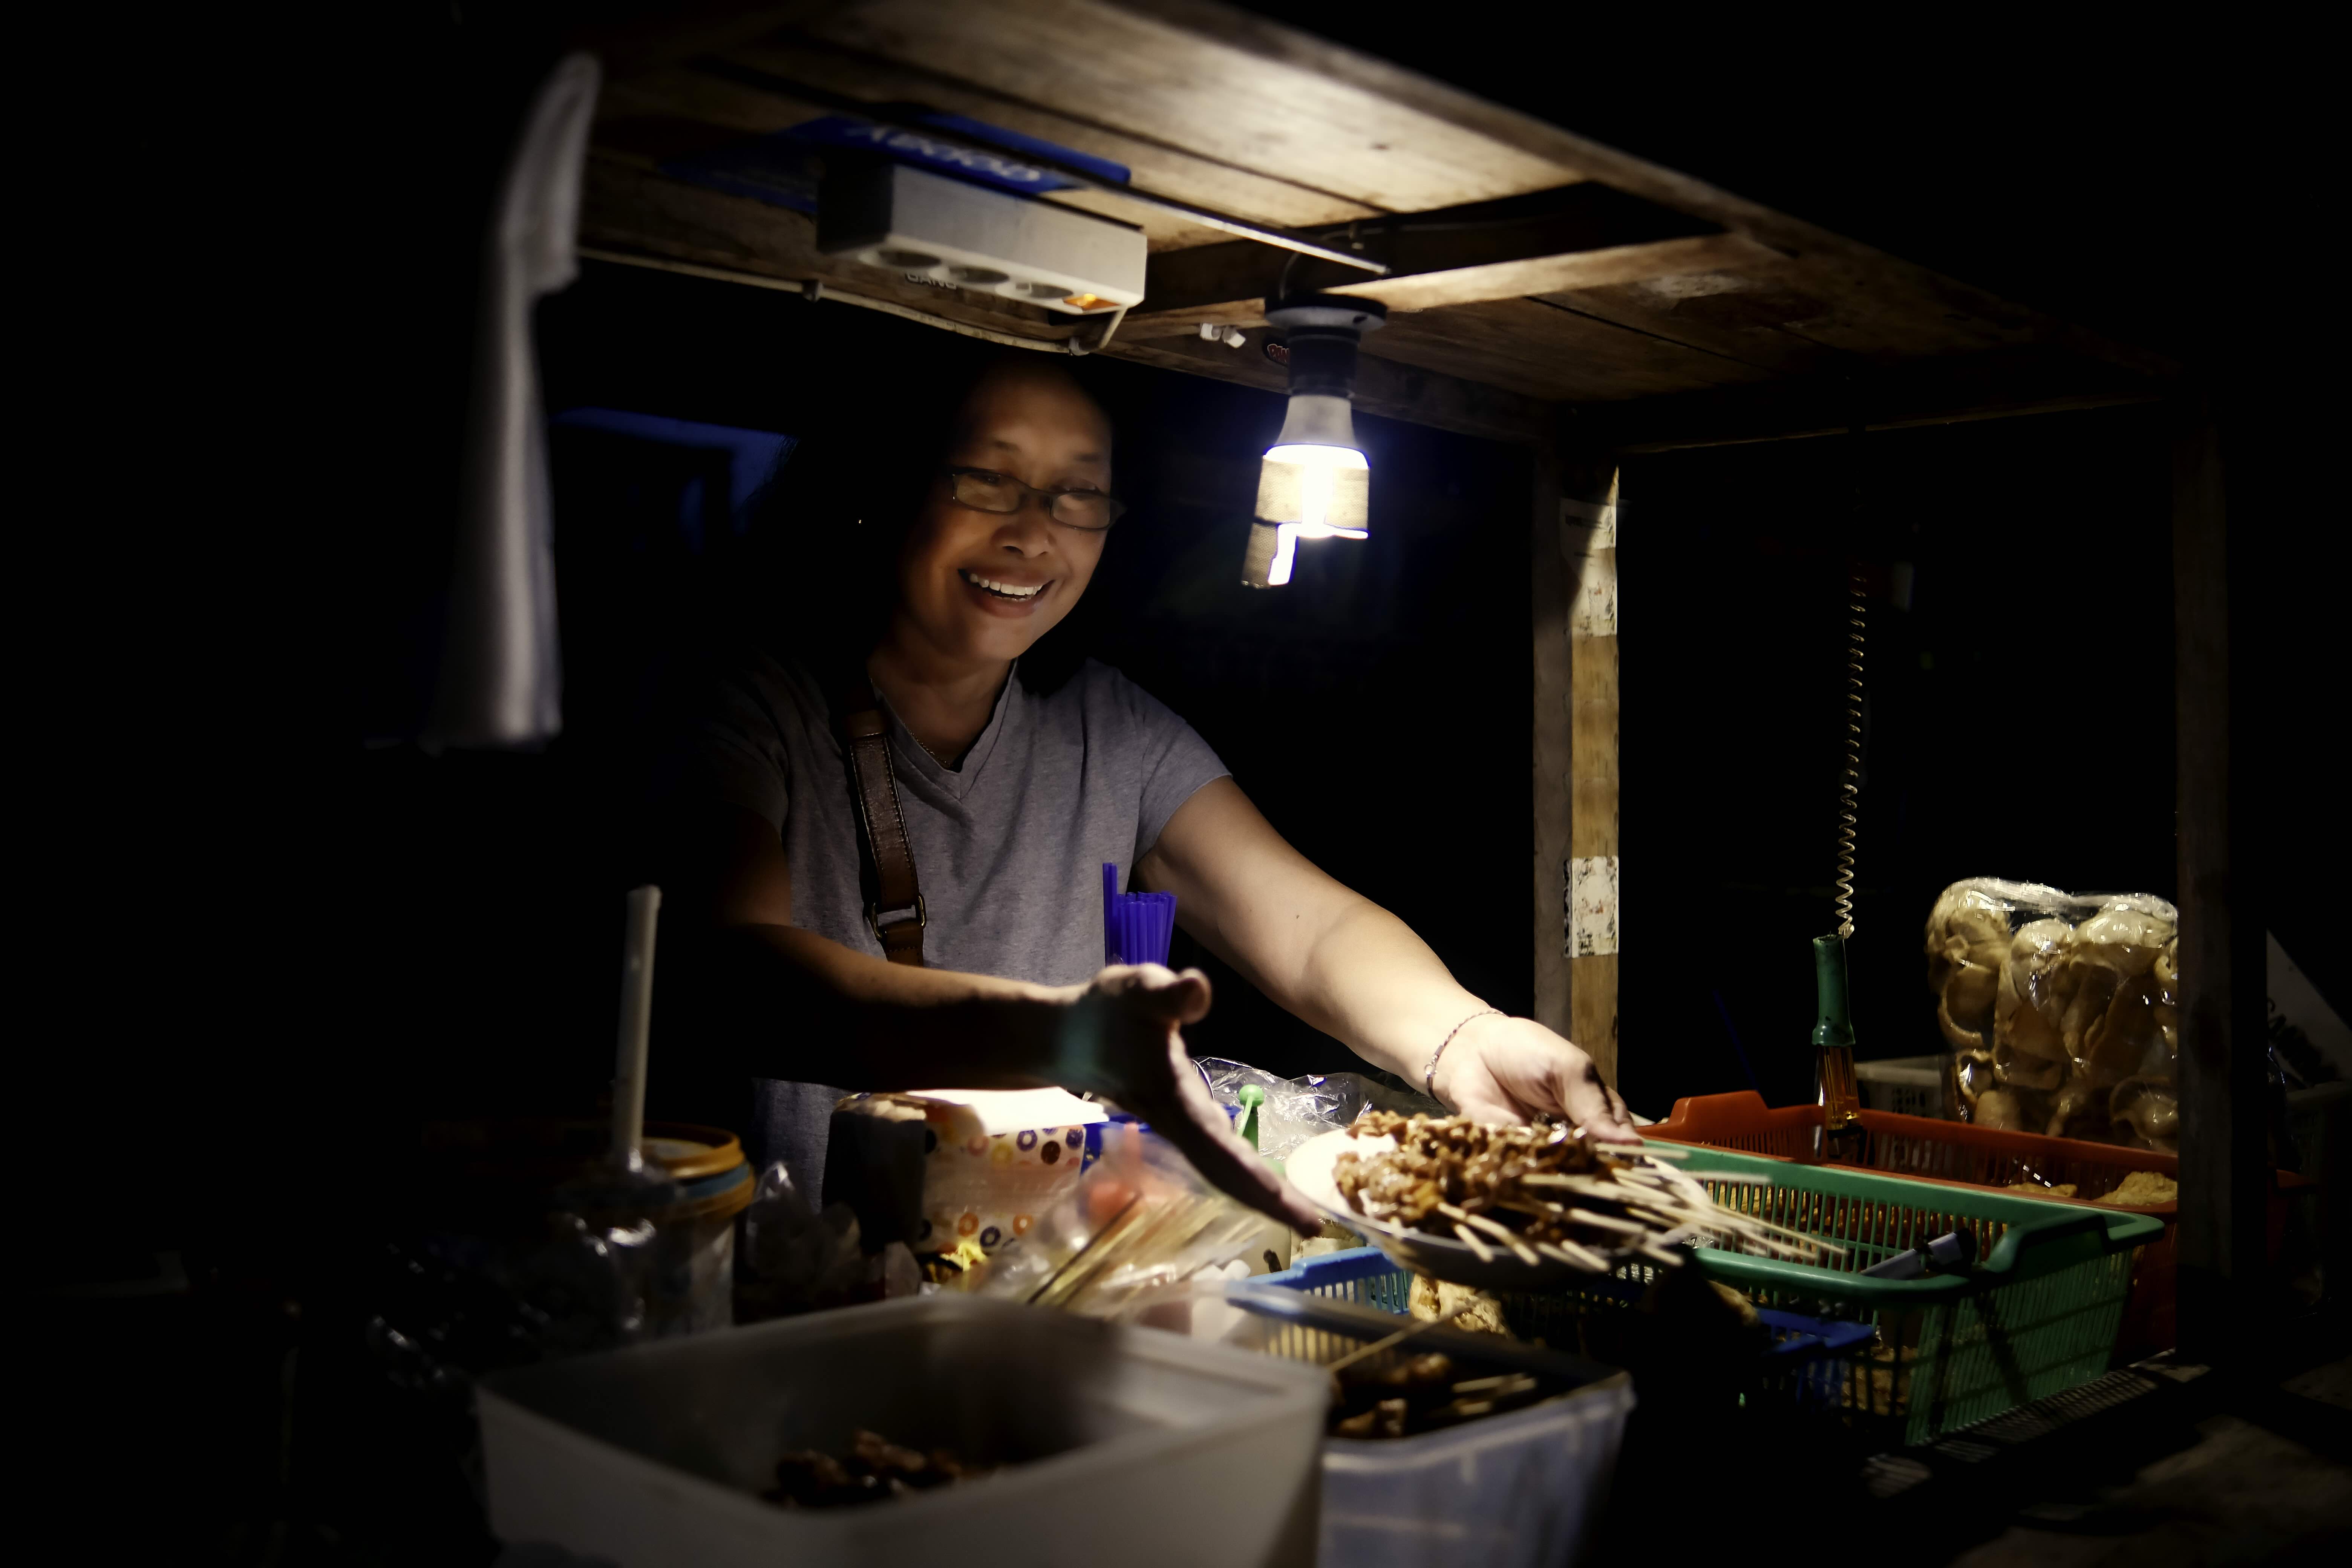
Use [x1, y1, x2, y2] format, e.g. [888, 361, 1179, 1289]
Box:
[681, 355, 1632, 1227]
[730, 358, 1111, 707]
[878, 362, 1121, 738]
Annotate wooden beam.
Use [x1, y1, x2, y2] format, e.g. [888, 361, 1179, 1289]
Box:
[590, 1, 2187, 413]
[1355, 236, 1770, 316]
[798, 0, 1583, 214]
[706, 33, 1382, 238]
[1128, 184, 1741, 324]
[1532, 276, 1860, 382]
[1099, 328, 1554, 445]
[1582, 346, 2171, 452]
[2172, 398, 2266, 1363]
[596, 41, 1382, 252]
[1531, 444, 1570, 1049]
[1368, 299, 1776, 405]
[1108, 0, 2179, 383]
[1554, 460, 1620, 1087]
[583, 152, 1553, 442]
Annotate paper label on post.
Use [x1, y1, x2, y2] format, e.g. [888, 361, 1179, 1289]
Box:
[1566, 856, 1620, 958]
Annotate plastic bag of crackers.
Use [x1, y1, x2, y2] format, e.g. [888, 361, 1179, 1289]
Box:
[1924, 877, 2179, 1150]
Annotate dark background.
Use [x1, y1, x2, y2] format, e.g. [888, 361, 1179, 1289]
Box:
[360, 260, 2189, 1133]
[352, 259, 1540, 1137]
[30, 4, 2347, 1559]
[49, 0, 2343, 1253]
[1619, 404, 2180, 1113]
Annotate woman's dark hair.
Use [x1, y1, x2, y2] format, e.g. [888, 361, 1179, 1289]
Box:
[723, 351, 1105, 696]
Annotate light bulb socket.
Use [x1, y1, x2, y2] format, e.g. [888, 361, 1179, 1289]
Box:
[1271, 394, 1358, 450]
[1265, 294, 1386, 400]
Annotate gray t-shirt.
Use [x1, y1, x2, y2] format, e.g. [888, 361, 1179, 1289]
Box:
[699, 652, 1230, 1185]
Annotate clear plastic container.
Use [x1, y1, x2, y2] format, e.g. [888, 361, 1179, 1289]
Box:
[1222, 1283, 1635, 1568]
[478, 1295, 1329, 1567]
[1318, 1385, 1635, 1568]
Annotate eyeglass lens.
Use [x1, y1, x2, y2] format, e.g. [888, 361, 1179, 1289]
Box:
[949, 470, 1117, 529]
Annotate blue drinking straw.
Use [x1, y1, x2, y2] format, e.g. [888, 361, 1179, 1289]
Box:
[1103, 863, 1177, 967]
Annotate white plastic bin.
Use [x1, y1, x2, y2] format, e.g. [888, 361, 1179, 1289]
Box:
[479, 1294, 1329, 1568]
[1218, 1284, 1636, 1568]
[1321, 1377, 1635, 1568]
[1855, 1055, 1947, 1117]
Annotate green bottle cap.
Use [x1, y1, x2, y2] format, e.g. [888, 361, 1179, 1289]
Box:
[1237, 1085, 1266, 1150]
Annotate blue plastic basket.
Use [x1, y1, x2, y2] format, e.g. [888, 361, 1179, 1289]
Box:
[1261, 1248, 1876, 1413]
[1257, 1246, 1416, 1314]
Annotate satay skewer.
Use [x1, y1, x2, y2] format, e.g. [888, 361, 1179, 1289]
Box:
[1335, 1112, 1836, 1272]
[1440, 1204, 1543, 1266]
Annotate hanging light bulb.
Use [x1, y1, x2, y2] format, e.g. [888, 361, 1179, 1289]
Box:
[1242, 295, 1386, 588]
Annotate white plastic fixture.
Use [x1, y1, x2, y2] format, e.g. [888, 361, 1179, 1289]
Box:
[817, 161, 1145, 315]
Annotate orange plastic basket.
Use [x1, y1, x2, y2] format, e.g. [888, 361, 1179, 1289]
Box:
[1651, 1092, 2180, 1196]
[1648, 1092, 2203, 1351]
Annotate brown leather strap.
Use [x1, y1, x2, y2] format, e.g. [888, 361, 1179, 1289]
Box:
[831, 678, 926, 966]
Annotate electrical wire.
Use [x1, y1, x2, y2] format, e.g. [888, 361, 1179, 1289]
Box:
[1832, 564, 1867, 940]
[577, 248, 1124, 354]
[1273, 208, 1571, 301]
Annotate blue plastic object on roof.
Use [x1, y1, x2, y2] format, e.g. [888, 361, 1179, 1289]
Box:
[660, 112, 1132, 216]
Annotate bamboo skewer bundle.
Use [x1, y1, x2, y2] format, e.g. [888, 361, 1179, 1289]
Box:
[1333, 1112, 1838, 1275]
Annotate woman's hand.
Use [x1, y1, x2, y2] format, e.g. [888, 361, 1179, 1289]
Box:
[1431, 1014, 1638, 1142]
[1056, 964, 1320, 1233]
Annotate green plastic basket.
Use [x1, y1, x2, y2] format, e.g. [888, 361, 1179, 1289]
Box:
[1655, 1143, 2166, 1445]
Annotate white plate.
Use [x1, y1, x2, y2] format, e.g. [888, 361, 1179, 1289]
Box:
[1285, 1127, 1642, 1291]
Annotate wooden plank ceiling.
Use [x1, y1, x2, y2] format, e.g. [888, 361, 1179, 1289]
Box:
[573, 0, 2177, 446]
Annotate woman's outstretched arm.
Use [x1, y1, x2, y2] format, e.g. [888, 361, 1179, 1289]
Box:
[689, 803, 1315, 1229]
[1136, 779, 1634, 1136]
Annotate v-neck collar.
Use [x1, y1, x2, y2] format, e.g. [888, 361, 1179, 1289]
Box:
[882, 663, 1020, 801]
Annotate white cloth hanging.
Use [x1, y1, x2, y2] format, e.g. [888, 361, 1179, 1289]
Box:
[426, 52, 601, 749]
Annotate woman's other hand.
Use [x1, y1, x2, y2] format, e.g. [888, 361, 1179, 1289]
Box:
[1057, 964, 1320, 1234]
[1432, 1014, 1638, 1142]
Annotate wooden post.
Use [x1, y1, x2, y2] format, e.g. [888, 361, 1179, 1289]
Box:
[1532, 444, 1571, 1043]
[1535, 445, 1621, 1085]
[2171, 398, 2266, 1362]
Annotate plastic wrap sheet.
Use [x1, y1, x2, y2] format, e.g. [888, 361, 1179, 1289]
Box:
[1194, 1058, 1439, 1161]
[966, 1125, 1272, 1318]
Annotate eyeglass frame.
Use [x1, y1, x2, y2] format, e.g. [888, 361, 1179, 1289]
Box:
[941, 466, 1127, 532]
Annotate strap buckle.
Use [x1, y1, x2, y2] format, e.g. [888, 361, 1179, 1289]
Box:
[867, 894, 928, 947]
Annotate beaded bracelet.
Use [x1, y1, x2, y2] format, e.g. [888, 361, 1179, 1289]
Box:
[1424, 1007, 1505, 1101]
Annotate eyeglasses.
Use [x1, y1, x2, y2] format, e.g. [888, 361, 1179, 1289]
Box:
[944, 467, 1125, 532]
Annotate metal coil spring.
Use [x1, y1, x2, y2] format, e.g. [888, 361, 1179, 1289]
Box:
[1833, 569, 1867, 939]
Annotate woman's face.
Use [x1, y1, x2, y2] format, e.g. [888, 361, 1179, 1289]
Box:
[894, 364, 1114, 666]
